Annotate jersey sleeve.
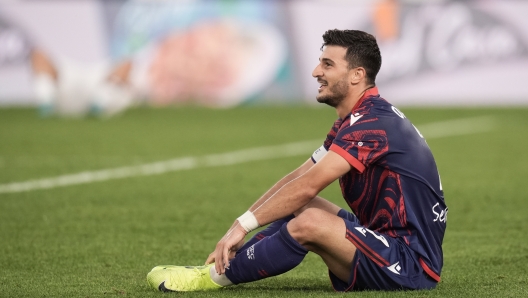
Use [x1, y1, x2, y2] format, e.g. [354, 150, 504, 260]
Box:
[311, 118, 342, 163]
[329, 116, 389, 173]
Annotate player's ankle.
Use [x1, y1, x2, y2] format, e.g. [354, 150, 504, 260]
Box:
[209, 265, 233, 287]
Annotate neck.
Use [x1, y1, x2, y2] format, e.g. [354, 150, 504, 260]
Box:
[335, 84, 374, 119]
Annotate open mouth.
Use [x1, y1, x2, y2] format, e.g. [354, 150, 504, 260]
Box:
[318, 80, 328, 91]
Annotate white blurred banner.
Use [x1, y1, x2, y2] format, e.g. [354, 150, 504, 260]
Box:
[0, 0, 527, 107]
[290, 0, 528, 106]
[0, 0, 108, 105]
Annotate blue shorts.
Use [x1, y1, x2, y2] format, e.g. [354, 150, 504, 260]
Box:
[329, 209, 438, 291]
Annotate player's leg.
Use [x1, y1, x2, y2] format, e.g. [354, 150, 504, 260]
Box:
[234, 214, 294, 255]
[147, 204, 436, 292]
[221, 218, 308, 284]
[222, 204, 349, 285]
[294, 196, 342, 217]
[147, 220, 308, 292]
[147, 199, 347, 292]
[226, 206, 433, 290]
[30, 49, 58, 116]
[291, 208, 438, 291]
[287, 207, 357, 283]
[236, 196, 341, 254]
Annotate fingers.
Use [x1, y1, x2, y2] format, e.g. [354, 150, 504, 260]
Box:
[213, 223, 247, 275]
[205, 252, 215, 265]
[228, 249, 237, 260]
[222, 246, 230, 273]
[213, 242, 233, 274]
[214, 246, 224, 274]
[216, 243, 229, 275]
[228, 239, 244, 261]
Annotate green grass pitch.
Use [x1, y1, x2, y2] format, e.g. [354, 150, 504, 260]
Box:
[0, 106, 527, 297]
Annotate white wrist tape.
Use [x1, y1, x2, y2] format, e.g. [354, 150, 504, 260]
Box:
[237, 211, 259, 233]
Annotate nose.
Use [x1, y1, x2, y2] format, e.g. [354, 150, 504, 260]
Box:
[312, 63, 322, 78]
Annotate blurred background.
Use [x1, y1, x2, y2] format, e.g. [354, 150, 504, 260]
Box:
[0, 0, 527, 115]
[1, 1, 528, 296]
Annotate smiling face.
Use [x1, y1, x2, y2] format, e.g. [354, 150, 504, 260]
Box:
[312, 45, 353, 108]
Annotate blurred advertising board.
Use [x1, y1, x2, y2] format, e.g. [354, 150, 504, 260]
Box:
[109, 0, 299, 107]
[290, 0, 528, 106]
[0, 0, 108, 105]
[0, 0, 527, 107]
[0, 0, 300, 108]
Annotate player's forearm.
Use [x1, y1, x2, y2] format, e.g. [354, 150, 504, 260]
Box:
[247, 159, 314, 213]
[226, 160, 313, 235]
[235, 152, 350, 234]
[248, 153, 349, 228]
[247, 174, 296, 212]
[251, 175, 320, 227]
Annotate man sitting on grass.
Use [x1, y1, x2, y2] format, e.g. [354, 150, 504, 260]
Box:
[147, 29, 447, 292]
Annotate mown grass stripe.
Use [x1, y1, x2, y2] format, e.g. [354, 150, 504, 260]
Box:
[0, 116, 494, 194]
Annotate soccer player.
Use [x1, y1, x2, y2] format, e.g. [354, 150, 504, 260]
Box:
[147, 29, 447, 292]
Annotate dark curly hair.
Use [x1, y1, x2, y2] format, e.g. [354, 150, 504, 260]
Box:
[321, 29, 382, 85]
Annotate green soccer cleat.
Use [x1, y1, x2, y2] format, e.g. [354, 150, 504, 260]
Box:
[149, 265, 182, 272]
[146, 264, 223, 292]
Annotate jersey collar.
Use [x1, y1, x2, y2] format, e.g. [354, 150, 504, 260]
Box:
[351, 86, 379, 112]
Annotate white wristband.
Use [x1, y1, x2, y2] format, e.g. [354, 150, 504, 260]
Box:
[237, 211, 259, 233]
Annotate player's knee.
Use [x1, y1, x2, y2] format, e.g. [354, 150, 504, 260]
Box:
[287, 208, 325, 245]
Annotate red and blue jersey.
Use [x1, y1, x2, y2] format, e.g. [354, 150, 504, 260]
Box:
[311, 87, 447, 282]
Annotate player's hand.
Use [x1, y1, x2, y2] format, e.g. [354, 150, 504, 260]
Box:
[205, 238, 243, 265]
[210, 223, 247, 275]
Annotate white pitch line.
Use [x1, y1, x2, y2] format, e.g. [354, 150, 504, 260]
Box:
[0, 116, 494, 194]
[0, 140, 322, 194]
[416, 116, 495, 139]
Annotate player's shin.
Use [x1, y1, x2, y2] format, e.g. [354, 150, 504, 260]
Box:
[235, 215, 294, 256]
[225, 224, 307, 284]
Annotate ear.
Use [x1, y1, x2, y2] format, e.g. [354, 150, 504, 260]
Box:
[349, 67, 366, 85]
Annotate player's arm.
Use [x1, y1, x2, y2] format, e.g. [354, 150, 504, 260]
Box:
[213, 151, 352, 274]
[250, 151, 351, 228]
[244, 154, 342, 219]
[205, 157, 333, 265]
[207, 158, 316, 258]
[248, 158, 314, 214]
[215, 158, 314, 237]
